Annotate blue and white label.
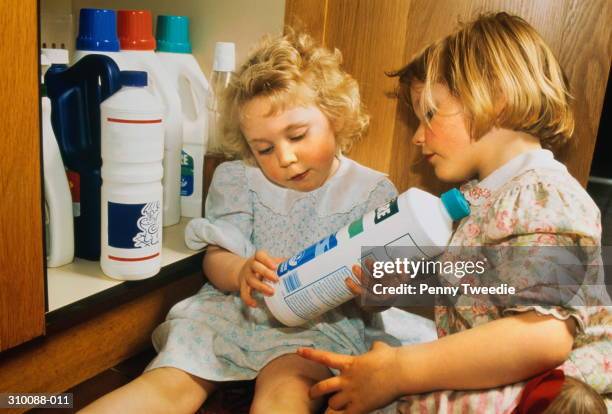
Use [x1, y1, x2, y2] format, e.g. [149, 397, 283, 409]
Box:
[108, 201, 161, 249]
[277, 233, 338, 276]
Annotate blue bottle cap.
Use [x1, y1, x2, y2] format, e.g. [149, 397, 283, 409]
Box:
[441, 188, 470, 221]
[155, 15, 192, 53]
[77, 8, 120, 52]
[120, 71, 148, 87]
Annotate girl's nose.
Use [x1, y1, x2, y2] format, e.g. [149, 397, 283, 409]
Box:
[277, 144, 298, 167]
[412, 124, 425, 146]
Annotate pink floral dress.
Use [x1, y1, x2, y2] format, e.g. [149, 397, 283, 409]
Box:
[397, 149, 611, 413]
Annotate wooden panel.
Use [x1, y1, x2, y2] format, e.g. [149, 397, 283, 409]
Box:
[0, 0, 45, 351]
[324, 0, 411, 174]
[284, 0, 328, 44]
[0, 272, 203, 414]
[391, 0, 611, 191]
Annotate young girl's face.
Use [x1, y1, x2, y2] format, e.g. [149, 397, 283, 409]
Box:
[410, 82, 480, 182]
[240, 96, 339, 192]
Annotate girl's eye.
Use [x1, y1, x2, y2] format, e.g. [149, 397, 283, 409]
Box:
[258, 147, 273, 155]
[290, 134, 305, 141]
[425, 109, 435, 121]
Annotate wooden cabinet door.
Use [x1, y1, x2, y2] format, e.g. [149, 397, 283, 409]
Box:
[286, 0, 611, 192]
[0, 0, 45, 351]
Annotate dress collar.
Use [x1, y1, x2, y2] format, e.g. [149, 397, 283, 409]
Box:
[460, 149, 567, 206]
[243, 155, 388, 216]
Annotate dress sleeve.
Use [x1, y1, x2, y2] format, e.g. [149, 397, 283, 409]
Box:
[184, 161, 255, 258]
[481, 179, 604, 335]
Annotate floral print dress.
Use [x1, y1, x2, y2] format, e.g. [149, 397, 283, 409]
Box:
[397, 149, 611, 413]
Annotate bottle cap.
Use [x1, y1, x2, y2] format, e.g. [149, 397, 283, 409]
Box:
[117, 10, 156, 51]
[213, 42, 235, 72]
[156, 15, 192, 53]
[441, 188, 470, 221]
[42, 48, 69, 65]
[76, 8, 120, 52]
[120, 70, 148, 87]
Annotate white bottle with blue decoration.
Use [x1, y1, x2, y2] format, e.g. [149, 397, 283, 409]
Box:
[100, 71, 164, 280]
[264, 188, 471, 326]
[155, 15, 210, 218]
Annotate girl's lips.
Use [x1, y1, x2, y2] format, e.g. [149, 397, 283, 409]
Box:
[424, 154, 435, 162]
[291, 170, 310, 181]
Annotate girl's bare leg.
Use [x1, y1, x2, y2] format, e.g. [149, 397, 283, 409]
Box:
[79, 367, 216, 414]
[250, 353, 332, 414]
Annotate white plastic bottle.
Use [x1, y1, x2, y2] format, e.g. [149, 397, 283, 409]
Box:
[155, 15, 210, 218]
[264, 188, 471, 326]
[117, 9, 183, 227]
[100, 71, 164, 280]
[42, 85, 75, 268]
[207, 42, 235, 153]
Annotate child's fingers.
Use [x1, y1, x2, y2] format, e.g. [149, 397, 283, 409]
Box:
[297, 347, 353, 370]
[308, 376, 343, 399]
[246, 274, 275, 296]
[255, 250, 282, 271]
[351, 264, 364, 284]
[252, 260, 279, 282]
[240, 283, 257, 307]
[328, 391, 351, 411]
[345, 277, 362, 296]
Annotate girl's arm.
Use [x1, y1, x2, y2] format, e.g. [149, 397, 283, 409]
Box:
[203, 246, 282, 307]
[202, 246, 245, 292]
[299, 311, 575, 413]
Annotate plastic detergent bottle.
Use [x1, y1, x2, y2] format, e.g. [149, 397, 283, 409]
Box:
[100, 71, 164, 280]
[155, 15, 210, 218]
[41, 50, 74, 268]
[207, 42, 235, 153]
[264, 188, 471, 326]
[73, 8, 125, 67]
[117, 9, 183, 227]
[45, 54, 122, 260]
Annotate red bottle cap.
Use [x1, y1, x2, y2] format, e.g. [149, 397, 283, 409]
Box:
[117, 10, 156, 50]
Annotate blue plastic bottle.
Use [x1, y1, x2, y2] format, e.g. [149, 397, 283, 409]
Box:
[44, 54, 122, 260]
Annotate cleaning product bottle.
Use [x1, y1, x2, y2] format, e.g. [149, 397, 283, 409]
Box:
[73, 8, 125, 67]
[117, 9, 183, 227]
[41, 51, 74, 267]
[44, 54, 122, 260]
[100, 71, 164, 280]
[264, 188, 471, 326]
[207, 42, 235, 154]
[156, 15, 210, 218]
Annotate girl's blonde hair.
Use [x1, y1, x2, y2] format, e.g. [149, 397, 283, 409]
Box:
[220, 29, 369, 164]
[390, 12, 574, 147]
[542, 377, 606, 414]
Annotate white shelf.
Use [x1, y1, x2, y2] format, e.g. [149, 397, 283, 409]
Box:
[46, 217, 199, 312]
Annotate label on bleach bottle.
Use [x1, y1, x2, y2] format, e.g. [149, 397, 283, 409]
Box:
[180, 150, 194, 196]
[108, 201, 161, 251]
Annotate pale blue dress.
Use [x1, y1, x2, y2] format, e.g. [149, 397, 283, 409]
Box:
[146, 156, 399, 381]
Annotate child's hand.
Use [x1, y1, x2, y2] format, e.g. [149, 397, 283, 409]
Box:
[238, 250, 283, 307]
[345, 260, 394, 311]
[297, 342, 401, 414]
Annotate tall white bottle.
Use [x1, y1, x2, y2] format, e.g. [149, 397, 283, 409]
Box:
[42, 49, 75, 267]
[207, 42, 235, 153]
[117, 9, 183, 227]
[73, 8, 125, 67]
[100, 71, 164, 280]
[264, 188, 471, 326]
[155, 15, 210, 218]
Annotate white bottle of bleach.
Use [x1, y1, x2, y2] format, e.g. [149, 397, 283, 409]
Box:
[264, 188, 470, 326]
[155, 15, 210, 218]
[117, 9, 183, 227]
[100, 71, 164, 280]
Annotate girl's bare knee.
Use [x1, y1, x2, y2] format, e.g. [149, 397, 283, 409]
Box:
[142, 367, 215, 412]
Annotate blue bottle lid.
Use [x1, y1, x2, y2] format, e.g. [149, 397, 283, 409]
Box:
[120, 71, 148, 87]
[441, 188, 470, 221]
[76, 8, 120, 52]
[155, 15, 192, 53]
